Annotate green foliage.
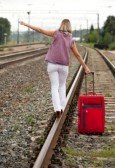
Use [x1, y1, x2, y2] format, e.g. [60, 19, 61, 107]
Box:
[0, 17, 11, 44]
[90, 24, 94, 33]
[101, 15, 115, 48]
[13, 123, 20, 131]
[22, 84, 33, 93]
[109, 42, 115, 50]
[85, 15, 115, 47]
[88, 30, 99, 43]
[84, 25, 99, 43]
[103, 16, 115, 36]
[63, 145, 115, 158]
[103, 32, 113, 45]
[26, 115, 35, 125]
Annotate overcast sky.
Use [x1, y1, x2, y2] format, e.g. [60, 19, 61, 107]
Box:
[0, 0, 115, 31]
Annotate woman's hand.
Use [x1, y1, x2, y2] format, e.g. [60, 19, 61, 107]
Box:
[85, 66, 91, 74]
[19, 21, 27, 26]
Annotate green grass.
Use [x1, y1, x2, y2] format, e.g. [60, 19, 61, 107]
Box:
[26, 115, 35, 125]
[105, 93, 112, 97]
[62, 146, 115, 167]
[63, 145, 115, 158]
[22, 84, 33, 93]
[64, 157, 77, 166]
[106, 124, 115, 131]
[109, 42, 115, 50]
[12, 123, 20, 131]
[81, 42, 94, 48]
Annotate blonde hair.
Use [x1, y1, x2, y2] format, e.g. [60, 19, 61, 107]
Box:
[59, 19, 72, 33]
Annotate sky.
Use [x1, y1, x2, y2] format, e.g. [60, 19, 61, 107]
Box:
[0, 0, 115, 31]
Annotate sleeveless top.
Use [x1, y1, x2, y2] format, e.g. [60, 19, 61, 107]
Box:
[45, 30, 74, 65]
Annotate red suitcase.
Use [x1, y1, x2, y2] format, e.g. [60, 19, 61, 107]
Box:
[77, 72, 105, 134]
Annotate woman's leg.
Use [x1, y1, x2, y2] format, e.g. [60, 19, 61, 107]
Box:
[47, 63, 61, 112]
[58, 65, 68, 110]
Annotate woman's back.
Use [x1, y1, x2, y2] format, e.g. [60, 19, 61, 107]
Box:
[45, 30, 74, 65]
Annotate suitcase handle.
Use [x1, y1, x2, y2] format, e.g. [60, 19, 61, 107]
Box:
[85, 72, 95, 95]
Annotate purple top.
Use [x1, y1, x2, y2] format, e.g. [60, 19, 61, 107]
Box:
[45, 31, 74, 65]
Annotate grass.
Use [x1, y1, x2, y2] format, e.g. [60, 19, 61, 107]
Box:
[62, 145, 115, 167]
[12, 123, 20, 131]
[22, 84, 33, 93]
[26, 115, 35, 125]
[93, 159, 103, 167]
[105, 93, 112, 97]
[62, 142, 115, 168]
[81, 42, 94, 48]
[106, 124, 115, 131]
[36, 136, 45, 145]
[63, 145, 115, 158]
[64, 157, 77, 166]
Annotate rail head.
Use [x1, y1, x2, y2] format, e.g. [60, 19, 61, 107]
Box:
[95, 49, 115, 76]
[33, 50, 88, 168]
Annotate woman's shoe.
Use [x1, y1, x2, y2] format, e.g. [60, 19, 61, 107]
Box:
[56, 111, 61, 118]
[61, 109, 63, 114]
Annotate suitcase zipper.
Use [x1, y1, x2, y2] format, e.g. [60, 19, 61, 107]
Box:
[83, 104, 102, 108]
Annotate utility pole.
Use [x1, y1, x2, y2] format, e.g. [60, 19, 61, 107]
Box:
[86, 19, 88, 35]
[27, 11, 31, 44]
[4, 33, 7, 45]
[97, 13, 100, 43]
[80, 25, 82, 43]
[17, 19, 20, 44]
[86, 19, 88, 42]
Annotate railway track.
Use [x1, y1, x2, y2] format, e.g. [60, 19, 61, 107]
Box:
[0, 47, 48, 69]
[0, 44, 86, 168]
[32, 47, 115, 168]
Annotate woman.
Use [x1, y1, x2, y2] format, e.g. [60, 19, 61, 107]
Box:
[20, 19, 90, 118]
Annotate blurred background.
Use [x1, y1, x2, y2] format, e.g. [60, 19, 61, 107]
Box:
[0, 0, 115, 50]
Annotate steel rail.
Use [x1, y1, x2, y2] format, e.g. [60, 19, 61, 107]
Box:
[95, 49, 115, 77]
[33, 49, 88, 168]
[0, 42, 42, 49]
[0, 48, 48, 69]
[0, 48, 48, 60]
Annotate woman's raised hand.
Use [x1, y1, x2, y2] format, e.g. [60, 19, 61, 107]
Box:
[19, 21, 26, 26]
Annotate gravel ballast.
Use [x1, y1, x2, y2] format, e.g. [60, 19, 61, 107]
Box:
[0, 45, 85, 168]
[52, 47, 115, 168]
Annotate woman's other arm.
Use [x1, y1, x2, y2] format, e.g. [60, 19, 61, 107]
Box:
[71, 42, 91, 73]
[19, 21, 55, 37]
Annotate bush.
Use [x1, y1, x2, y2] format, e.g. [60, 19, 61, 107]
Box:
[109, 42, 115, 50]
[103, 32, 113, 45]
[94, 43, 108, 49]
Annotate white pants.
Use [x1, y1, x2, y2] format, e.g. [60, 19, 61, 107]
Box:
[47, 62, 69, 112]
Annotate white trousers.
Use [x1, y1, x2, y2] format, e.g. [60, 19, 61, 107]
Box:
[47, 62, 69, 112]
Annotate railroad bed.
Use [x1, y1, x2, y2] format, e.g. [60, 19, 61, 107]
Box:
[49, 48, 115, 168]
[0, 44, 85, 168]
[101, 50, 115, 66]
[0, 43, 46, 56]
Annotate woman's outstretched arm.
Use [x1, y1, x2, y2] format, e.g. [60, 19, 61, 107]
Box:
[19, 21, 56, 37]
[71, 42, 91, 73]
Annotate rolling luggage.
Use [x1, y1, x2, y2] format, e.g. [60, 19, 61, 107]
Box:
[77, 72, 105, 134]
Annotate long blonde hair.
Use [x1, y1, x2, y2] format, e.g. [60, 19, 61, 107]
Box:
[59, 19, 72, 33]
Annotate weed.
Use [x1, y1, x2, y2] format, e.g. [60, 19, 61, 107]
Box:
[105, 93, 112, 97]
[12, 123, 20, 131]
[26, 115, 35, 125]
[22, 84, 33, 93]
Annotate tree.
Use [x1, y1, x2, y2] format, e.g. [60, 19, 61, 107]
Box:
[103, 32, 112, 45]
[0, 17, 11, 45]
[101, 15, 115, 47]
[84, 25, 99, 43]
[103, 16, 115, 36]
[89, 30, 99, 43]
[90, 25, 94, 33]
